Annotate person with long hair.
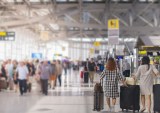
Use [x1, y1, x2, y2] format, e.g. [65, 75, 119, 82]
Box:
[133, 56, 159, 113]
[100, 57, 126, 112]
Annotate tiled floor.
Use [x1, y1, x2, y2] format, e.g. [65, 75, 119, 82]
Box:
[0, 69, 152, 113]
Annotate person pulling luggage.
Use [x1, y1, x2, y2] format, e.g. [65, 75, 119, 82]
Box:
[132, 56, 159, 113]
[100, 57, 126, 112]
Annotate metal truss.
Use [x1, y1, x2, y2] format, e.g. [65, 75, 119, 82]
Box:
[0, 0, 160, 41]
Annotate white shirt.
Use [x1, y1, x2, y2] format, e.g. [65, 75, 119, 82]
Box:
[16, 65, 29, 80]
[6, 63, 14, 77]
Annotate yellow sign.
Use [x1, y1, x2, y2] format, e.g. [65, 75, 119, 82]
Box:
[54, 54, 62, 56]
[138, 50, 147, 55]
[89, 48, 94, 54]
[93, 41, 101, 47]
[108, 19, 119, 29]
[0, 32, 7, 36]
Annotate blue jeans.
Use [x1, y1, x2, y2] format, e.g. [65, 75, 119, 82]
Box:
[58, 75, 61, 86]
[19, 79, 27, 95]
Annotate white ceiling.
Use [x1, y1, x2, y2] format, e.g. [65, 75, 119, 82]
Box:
[0, 0, 160, 42]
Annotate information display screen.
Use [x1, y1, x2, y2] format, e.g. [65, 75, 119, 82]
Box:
[0, 32, 15, 41]
[31, 53, 42, 59]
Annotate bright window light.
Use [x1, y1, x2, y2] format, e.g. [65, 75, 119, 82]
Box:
[50, 24, 60, 30]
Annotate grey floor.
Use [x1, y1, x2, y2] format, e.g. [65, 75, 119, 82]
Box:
[0, 69, 151, 113]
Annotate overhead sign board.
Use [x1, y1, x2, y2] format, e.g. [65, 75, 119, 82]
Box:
[108, 29, 119, 37]
[89, 48, 94, 54]
[32, 53, 42, 59]
[138, 50, 147, 55]
[0, 31, 15, 41]
[54, 54, 62, 56]
[108, 37, 119, 45]
[108, 19, 119, 29]
[93, 41, 101, 47]
[108, 19, 119, 45]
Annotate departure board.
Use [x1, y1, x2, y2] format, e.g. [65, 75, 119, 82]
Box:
[0, 32, 15, 41]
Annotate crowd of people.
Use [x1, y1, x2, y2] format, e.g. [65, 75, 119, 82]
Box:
[0, 56, 159, 113]
[0, 59, 68, 95]
[99, 56, 159, 113]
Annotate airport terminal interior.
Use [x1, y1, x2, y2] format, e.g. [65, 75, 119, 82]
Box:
[0, 0, 160, 113]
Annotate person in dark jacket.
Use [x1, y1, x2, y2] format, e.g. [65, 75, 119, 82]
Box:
[1, 62, 7, 80]
[39, 60, 52, 95]
[88, 58, 96, 83]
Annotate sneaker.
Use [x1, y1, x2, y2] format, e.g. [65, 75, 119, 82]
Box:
[112, 106, 115, 112]
[140, 108, 146, 113]
[110, 106, 115, 112]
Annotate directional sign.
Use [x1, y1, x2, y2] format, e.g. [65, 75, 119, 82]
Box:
[108, 19, 119, 29]
[108, 19, 119, 45]
[108, 36, 119, 45]
[93, 41, 101, 47]
[89, 48, 94, 54]
[108, 29, 119, 37]
[0, 31, 15, 41]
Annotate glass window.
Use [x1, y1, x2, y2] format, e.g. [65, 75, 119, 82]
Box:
[139, 0, 147, 2]
[95, 0, 104, 1]
[6, 0, 14, 2]
[83, 0, 93, 2]
[56, 0, 67, 2]
[29, 0, 40, 2]
[16, 0, 23, 2]
[69, 0, 77, 2]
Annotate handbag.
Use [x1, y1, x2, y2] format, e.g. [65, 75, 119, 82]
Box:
[125, 77, 136, 85]
[35, 74, 40, 82]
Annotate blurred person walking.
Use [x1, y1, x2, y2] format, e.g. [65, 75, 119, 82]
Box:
[56, 60, 63, 87]
[122, 60, 130, 77]
[88, 58, 96, 83]
[13, 60, 19, 92]
[39, 60, 52, 95]
[16, 61, 29, 96]
[50, 60, 57, 89]
[6, 59, 14, 90]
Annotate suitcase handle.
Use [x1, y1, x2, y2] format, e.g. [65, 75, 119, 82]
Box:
[100, 78, 103, 88]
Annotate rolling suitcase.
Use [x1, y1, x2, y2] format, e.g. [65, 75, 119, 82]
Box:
[27, 83, 32, 92]
[153, 84, 160, 113]
[83, 71, 89, 83]
[93, 79, 104, 111]
[0, 78, 8, 89]
[120, 85, 140, 112]
[80, 71, 83, 78]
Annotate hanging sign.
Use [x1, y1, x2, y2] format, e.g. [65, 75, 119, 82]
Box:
[108, 19, 119, 45]
[93, 41, 101, 47]
[89, 48, 94, 54]
[108, 19, 119, 29]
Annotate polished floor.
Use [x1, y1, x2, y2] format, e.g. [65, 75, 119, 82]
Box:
[0, 69, 152, 113]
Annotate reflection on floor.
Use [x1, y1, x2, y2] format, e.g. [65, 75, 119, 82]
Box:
[0, 69, 149, 113]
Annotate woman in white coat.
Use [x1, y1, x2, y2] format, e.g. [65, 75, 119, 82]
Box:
[133, 56, 159, 113]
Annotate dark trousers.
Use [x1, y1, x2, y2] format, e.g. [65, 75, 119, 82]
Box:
[123, 70, 130, 77]
[64, 68, 67, 75]
[41, 79, 48, 95]
[19, 79, 27, 95]
[58, 75, 61, 86]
